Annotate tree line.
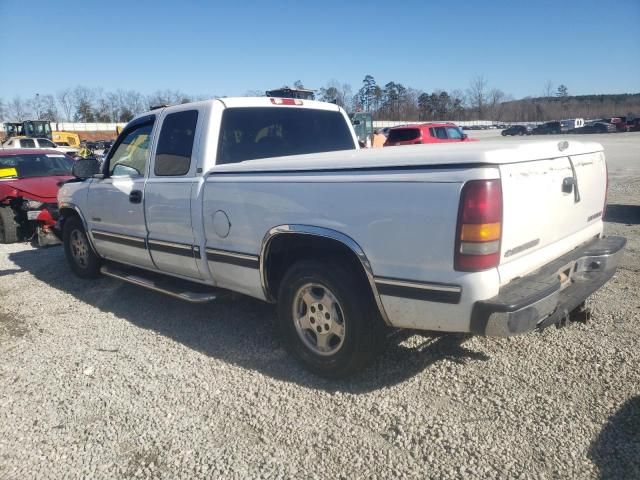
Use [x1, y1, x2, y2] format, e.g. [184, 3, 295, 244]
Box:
[0, 77, 638, 124]
[0, 87, 209, 124]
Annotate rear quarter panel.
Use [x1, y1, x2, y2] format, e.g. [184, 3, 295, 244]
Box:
[202, 166, 502, 332]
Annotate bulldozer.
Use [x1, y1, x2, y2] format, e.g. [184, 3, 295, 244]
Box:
[2, 120, 52, 141]
[52, 130, 80, 147]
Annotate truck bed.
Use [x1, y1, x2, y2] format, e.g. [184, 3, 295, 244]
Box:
[208, 140, 604, 173]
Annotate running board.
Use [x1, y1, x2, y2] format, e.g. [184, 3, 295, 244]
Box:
[100, 264, 223, 303]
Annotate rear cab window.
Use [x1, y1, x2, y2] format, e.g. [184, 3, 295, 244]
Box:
[387, 128, 420, 143]
[154, 110, 198, 176]
[217, 107, 355, 164]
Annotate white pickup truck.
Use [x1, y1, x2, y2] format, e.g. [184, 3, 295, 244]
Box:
[57, 97, 626, 377]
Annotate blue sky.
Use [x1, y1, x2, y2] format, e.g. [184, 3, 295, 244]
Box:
[1, 0, 639, 100]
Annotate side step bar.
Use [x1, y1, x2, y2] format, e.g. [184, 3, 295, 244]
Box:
[100, 264, 224, 303]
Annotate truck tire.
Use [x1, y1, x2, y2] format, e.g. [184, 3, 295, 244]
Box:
[0, 207, 19, 244]
[63, 216, 101, 278]
[277, 259, 382, 378]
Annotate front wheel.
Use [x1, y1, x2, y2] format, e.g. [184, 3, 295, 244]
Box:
[0, 207, 19, 244]
[277, 260, 382, 377]
[63, 216, 102, 278]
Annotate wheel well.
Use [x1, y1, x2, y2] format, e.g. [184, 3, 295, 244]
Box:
[263, 234, 373, 302]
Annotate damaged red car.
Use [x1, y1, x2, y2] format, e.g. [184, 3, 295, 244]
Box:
[0, 149, 74, 246]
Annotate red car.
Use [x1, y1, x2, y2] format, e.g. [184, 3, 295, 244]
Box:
[0, 149, 74, 246]
[384, 123, 474, 146]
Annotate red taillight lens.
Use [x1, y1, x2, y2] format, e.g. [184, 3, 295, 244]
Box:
[455, 179, 503, 271]
[269, 97, 302, 106]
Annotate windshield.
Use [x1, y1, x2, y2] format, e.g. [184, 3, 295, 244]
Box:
[0, 153, 73, 179]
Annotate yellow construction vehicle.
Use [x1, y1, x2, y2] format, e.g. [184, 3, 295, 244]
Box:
[52, 131, 81, 147]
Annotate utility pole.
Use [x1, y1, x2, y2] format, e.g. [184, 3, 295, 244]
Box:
[35, 93, 41, 120]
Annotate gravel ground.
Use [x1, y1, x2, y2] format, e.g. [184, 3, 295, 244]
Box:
[1, 134, 639, 479]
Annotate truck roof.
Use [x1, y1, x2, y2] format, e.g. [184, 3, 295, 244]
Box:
[129, 97, 342, 124]
[210, 140, 604, 173]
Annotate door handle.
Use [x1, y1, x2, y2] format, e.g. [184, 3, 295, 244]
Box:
[129, 190, 142, 204]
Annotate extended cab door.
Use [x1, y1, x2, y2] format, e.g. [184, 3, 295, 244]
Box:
[86, 115, 156, 268]
[144, 107, 202, 279]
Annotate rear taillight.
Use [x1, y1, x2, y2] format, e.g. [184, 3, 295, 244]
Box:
[454, 179, 503, 271]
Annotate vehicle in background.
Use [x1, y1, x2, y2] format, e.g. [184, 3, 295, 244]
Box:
[0, 149, 73, 245]
[349, 112, 374, 147]
[384, 123, 472, 146]
[627, 117, 640, 132]
[1, 120, 52, 141]
[560, 118, 585, 132]
[52, 131, 81, 148]
[569, 122, 616, 134]
[2, 137, 79, 156]
[532, 121, 562, 135]
[501, 125, 532, 136]
[607, 117, 628, 132]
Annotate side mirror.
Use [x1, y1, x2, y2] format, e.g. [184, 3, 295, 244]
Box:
[72, 157, 101, 179]
[462, 133, 468, 140]
[352, 120, 361, 125]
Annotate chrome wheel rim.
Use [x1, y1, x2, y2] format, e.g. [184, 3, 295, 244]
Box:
[292, 283, 346, 356]
[70, 229, 89, 268]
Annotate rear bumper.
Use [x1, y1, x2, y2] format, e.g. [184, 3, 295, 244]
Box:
[470, 236, 626, 336]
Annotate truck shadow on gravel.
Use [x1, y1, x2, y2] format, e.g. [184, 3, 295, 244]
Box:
[605, 204, 640, 225]
[7, 248, 489, 393]
[589, 395, 640, 479]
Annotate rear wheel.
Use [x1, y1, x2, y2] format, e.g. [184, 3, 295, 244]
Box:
[0, 207, 19, 244]
[63, 216, 102, 278]
[277, 259, 382, 378]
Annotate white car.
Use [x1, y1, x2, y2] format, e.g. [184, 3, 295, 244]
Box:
[57, 97, 625, 377]
[2, 137, 78, 156]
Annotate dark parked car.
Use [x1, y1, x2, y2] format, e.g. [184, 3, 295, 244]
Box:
[532, 121, 562, 135]
[569, 122, 616, 134]
[501, 125, 531, 136]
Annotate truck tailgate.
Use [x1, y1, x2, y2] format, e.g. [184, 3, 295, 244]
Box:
[498, 150, 607, 285]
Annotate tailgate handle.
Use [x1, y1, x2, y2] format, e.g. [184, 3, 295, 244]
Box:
[562, 177, 574, 193]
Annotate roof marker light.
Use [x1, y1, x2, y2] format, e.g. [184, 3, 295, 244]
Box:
[269, 98, 303, 106]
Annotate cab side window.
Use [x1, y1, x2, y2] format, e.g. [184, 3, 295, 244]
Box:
[431, 127, 448, 139]
[446, 127, 463, 139]
[108, 123, 154, 177]
[20, 138, 36, 148]
[154, 110, 198, 176]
